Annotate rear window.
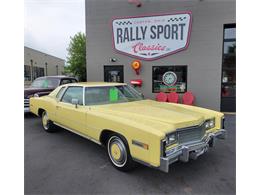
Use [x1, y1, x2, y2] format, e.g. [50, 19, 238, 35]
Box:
[60, 79, 77, 85]
[31, 78, 60, 88]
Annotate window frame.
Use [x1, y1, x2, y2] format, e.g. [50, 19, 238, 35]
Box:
[152, 65, 188, 93]
[56, 86, 67, 101]
[60, 86, 84, 106]
[221, 23, 236, 99]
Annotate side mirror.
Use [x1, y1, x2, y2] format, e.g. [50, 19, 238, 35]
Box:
[71, 98, 79, 108]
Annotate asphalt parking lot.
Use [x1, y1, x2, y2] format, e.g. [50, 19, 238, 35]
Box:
[25, 114, 235, 195]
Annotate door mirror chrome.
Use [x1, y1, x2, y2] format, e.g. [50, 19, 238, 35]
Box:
[71, 98, 79, 108]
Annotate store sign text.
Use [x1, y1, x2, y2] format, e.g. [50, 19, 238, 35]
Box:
[112, 12, 192, 60]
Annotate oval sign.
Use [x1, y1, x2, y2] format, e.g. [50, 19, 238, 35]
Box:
[112, 12, 192, 61]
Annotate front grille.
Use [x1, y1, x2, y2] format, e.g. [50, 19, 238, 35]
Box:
[24, 99, 29, 108]
[177, 124, 206, 144]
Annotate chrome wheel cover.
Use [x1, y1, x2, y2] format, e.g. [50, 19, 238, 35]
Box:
[42, 111, 49, 130]
[108, 136, 127, 167]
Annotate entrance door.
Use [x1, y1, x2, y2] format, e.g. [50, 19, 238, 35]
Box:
[104, 65, 124, 83]
[221, 24, 236, 112]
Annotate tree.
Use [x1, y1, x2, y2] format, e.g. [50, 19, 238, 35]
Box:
[66, 32, 86, 81]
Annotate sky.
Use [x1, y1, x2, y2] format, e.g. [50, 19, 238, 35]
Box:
[24, 0, 85, 60]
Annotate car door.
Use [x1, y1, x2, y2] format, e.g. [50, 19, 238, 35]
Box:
[55, 86, 86, 133]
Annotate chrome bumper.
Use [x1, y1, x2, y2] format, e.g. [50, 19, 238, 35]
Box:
[159, 129, 227, 173]
[24, 107, 30, 113]
[24, 98, 30, 113]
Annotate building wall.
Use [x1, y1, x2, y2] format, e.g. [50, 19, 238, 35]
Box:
[86, 0, 235, 110]
[24, 46, 65, 85]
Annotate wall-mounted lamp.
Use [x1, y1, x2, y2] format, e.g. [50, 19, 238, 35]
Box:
[110, 57, 117, 62]
[130, 79, 143, 87]
[128, 0, 142, 7]
[131, 60, 141, 75]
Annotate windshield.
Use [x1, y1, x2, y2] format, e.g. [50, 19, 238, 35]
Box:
[85, 85, 144, 105]
[31, 78, 60, 89]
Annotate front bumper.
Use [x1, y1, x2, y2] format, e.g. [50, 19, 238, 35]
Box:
[159, 129, 227, 173]
[24, 107, 30, 113]
[24, 98, 30, 113]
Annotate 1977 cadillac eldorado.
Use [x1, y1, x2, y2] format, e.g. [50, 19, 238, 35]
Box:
[30, 82, 226, 172]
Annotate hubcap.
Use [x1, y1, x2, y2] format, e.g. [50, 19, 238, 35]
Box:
[42, 112, 49, 130]
[108, 136, 127, 167]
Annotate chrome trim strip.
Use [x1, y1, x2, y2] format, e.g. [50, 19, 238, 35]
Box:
[53, 122, 101, 145]
[83, 86, 86, 106]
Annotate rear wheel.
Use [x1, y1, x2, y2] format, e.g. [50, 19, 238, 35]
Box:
[41, 111, 56, 132]
[107, 134, 135, 172]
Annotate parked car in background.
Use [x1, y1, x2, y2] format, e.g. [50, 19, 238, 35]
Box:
[24, 76, 77, 113]
[29, 82, 226, 173]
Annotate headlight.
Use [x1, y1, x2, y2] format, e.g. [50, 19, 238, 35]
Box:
[166, 132, 177, 146]
[205, 118, 215, 130]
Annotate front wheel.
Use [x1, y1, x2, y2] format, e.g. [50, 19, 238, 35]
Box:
[107, 135, 135, 172]
[41, 111, 56, 132]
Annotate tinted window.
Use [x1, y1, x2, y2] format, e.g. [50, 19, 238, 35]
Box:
[56, 87, 66, 100]
[61, 87, 83, 105]
[24, 65, 31, 81]
[221, 24, 236, 98]
[33, 67, 45, 80]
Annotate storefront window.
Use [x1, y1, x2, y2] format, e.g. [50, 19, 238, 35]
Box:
[152, 66, 187, 93]
[221, 24, 236, 98]
[221, 23, 236, 112]
[33, 66, 45, 80]
[24, 65, 31, 81]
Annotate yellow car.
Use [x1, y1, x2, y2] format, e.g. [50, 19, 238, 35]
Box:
[30, 82, 226, 172]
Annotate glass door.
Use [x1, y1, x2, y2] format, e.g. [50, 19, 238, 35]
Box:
[221, 24, 236, 112]
[104, 65, 124, 83]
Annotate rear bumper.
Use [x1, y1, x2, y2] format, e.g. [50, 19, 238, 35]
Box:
[159, 129, 227, 173]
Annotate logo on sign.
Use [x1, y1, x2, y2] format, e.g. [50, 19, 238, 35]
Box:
[112, 12, 192, 61]
[162, 71, 177, 86]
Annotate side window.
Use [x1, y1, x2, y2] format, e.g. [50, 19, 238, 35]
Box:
[60, 79, 72, 85]
[56, 87, 66, 100]
[61, 87, 83, 105]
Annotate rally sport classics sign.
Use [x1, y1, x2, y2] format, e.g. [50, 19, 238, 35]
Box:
[112, 12, 192, 61]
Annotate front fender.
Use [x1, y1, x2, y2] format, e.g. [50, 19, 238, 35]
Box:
[87, 110, 165, 167]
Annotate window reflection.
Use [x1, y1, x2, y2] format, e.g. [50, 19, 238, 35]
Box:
[221, 24, 236, 98]
[224, 28, 236, 39]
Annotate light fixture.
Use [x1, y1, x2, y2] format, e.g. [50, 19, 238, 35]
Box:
[128, 0, 142, 7]
[110, 58, 117, 62]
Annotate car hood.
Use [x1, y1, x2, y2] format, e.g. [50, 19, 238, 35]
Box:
[24, 88, 54, 98]
[93, 100, 215, 134]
